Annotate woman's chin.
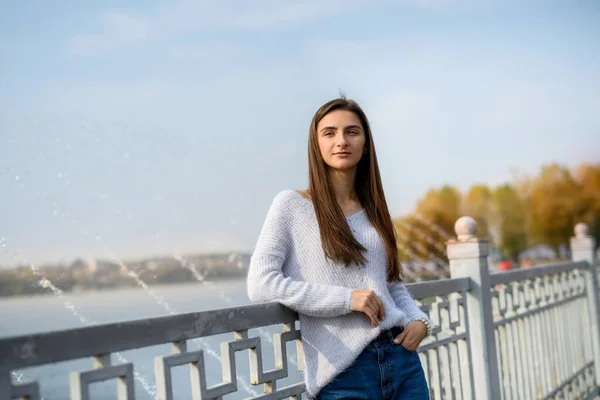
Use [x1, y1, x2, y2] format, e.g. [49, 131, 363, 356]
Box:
[328, 162, 359, 172]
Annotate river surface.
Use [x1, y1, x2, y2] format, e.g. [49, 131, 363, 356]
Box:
[0, 279, 304, 399]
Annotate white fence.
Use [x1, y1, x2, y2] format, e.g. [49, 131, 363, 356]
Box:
[0, 218, 598, 400]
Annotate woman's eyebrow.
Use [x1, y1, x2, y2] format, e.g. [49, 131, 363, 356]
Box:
[320, 124, 362, 132]
[344, 125, 362, 130]
[320, 125, 337, 132]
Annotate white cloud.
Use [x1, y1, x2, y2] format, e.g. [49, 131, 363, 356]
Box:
[68, 1, 375, 57]
[67, 0, 527, 57]
[157, 0, 374, 30]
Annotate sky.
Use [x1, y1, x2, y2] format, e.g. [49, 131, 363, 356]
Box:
[0, 0, 599, 266]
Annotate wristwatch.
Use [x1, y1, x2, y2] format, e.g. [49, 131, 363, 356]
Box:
[412, 317, 432, 337]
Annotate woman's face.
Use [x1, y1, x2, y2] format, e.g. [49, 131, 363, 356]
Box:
[316, 110, 366, 172]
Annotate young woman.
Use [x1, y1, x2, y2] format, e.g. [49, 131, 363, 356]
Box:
[247, 97, 431, 399]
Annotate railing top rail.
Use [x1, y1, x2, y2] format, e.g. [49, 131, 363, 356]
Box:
[489, 260, 588, 286]
[406, 277, 471, 299]
[0, 302, 297, 371]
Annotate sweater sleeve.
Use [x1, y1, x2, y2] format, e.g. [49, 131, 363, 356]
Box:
[387, 281, 430, 327]
[247, 191, 354, 318]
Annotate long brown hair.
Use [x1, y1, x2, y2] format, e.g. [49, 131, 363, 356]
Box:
[307, 96, 403, 282]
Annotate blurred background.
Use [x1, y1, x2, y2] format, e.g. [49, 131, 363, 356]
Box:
[2, 0, 599, 293]
[1, 1, 599, 322]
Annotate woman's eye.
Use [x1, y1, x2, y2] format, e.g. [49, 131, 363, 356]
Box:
[348, 130, 358, 135]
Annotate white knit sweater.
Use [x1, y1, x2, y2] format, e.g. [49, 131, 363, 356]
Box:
[247, 190, 430, 398]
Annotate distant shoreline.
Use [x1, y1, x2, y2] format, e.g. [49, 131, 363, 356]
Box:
[0, 276, 248, 300]
[0, 252, 252, 298]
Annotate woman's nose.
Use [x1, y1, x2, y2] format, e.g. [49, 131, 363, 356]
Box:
[337, 135, 349, 147]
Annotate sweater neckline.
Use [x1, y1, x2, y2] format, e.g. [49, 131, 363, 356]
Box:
[292, 190, 365, 219]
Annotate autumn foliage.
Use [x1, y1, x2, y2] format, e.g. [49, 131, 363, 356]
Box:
[395, 163, 600, 263]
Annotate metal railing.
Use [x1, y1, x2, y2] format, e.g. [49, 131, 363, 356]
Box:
[1, 303, 303, 400]
[0, 279, 475, 400]
[490, 261, 596, 399]
[0, 219, 598, 400]
[411, 277, 474, 399]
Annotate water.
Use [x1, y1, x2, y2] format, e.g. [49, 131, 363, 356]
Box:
[0, 279, 304, 399]
[0, 167, 310, 399]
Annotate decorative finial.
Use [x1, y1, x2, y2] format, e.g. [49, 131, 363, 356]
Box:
[455, 216, 477, 241]
[574, 223, 589, 239]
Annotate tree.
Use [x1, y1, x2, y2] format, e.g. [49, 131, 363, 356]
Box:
[574, 164, 600, 244]
[395, 185, 461, 263]
[393, 162, 599, 267]
[394, 215, 422, 261]
[414, 185, 462, 236]
[492, 184, 528, 261]
[463, 184, 492, 239]
[524, 164, 582, 251]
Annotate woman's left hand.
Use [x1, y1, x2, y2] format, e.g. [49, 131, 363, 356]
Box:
[393, 321, 427, 351]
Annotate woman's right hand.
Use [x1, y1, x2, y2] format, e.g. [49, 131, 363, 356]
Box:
[350, 290, 385, 326]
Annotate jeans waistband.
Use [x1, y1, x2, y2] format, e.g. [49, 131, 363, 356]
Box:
[374, 326, 404, 342]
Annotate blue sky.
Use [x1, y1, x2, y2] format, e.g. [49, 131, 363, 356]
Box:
[1, 0, 599, 265]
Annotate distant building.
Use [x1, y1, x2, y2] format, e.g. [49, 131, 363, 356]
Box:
[519, 244, 557, 262]
[87, 258, 97, 274]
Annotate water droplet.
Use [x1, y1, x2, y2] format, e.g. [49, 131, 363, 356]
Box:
[95, 236, 101, 241]
[15, 175, 20, 181]
[52, 210, 58, 216]
[123, 152, 130, 158]
[57, 172, 63, 178]
[0, 237, 7, 247]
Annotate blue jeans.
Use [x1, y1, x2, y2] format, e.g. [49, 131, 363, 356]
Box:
[316, 327, 430, 400]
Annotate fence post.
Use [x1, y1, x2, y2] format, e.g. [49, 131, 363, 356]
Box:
[447, 216, 501, 400]
[570, 222, 600, 385]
